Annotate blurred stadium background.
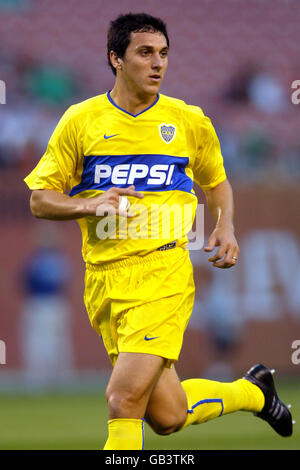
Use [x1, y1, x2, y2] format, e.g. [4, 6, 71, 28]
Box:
[0, 0, 300, 450]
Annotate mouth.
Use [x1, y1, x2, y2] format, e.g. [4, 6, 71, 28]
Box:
[149, 74, 161, 82]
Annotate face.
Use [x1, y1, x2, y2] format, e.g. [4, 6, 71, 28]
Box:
[113, 31, 169, 97]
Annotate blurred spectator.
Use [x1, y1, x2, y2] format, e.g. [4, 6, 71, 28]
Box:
[0, 50, 82, 171]
[276, 143, 300, 179]
[223, 62, 260, 105]
[203, 267, 244, 380]
[23, 62, 80, 108]
[19, 222, 74, 388]
[189, 250, 244, 380]
[217, 125, 274, 180]
[0, 105, 41, 168]
[239, 126, 274, 176]
[223, 62, 286, 113]
[248, 71, 286, 114]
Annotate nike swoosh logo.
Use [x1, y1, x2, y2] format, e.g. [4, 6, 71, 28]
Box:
[104, 133, 119, 139]
[144, 335, 160, 341]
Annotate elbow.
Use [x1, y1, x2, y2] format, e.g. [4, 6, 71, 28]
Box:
[30, 191, 45, 218]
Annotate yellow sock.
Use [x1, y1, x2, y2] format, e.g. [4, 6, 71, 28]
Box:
[103, 418, 145, 450]
[181, 378, 265, 428]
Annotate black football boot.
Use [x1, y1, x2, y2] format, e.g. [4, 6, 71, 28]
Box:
[243, 364, 293, 437]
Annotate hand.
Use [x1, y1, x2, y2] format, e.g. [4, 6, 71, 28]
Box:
[84, 185, 144, 218]
[204, 224, 239, 269]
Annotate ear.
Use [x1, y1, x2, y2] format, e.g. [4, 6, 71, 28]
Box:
[110, 51, 122, 71]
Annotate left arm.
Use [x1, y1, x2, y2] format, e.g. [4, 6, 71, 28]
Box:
[203, 179, 239, 269]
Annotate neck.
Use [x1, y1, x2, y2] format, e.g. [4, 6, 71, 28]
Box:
[109, 81, 158, 116]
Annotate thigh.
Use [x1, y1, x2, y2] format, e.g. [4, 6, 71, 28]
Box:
[145, 366, 188, 433]
[84, 247, 195, 366]
[117, 292, 193, 364]
[106, 352, 167, 419]
[117, 251, 195, 364]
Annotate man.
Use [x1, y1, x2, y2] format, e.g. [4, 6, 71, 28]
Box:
[24, 13, 293, 450]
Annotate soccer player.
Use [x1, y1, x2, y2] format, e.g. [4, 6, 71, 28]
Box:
[24, 13, 293, 450]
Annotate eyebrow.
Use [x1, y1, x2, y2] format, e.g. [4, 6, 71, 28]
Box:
[136, 45, 169, 51]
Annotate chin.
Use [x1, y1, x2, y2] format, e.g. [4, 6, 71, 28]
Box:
[144, 85, 161, 96]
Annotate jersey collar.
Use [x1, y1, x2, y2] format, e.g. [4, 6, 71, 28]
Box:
[106, 91, 160, 118]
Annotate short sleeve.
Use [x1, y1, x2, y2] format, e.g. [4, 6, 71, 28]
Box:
[192, 116, 227, 191]
[24, 106, 78, 193]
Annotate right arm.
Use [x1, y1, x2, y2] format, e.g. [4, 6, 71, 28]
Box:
[26, 107, 143, 221]
[30, 186, 144, 221]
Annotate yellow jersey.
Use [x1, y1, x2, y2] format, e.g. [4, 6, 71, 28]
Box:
[24, 92, 226, 264]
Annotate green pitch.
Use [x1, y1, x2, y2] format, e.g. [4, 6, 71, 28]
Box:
[0, 380, 299, 450]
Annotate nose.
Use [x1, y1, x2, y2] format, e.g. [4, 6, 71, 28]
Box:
[151, 52, 164, 70]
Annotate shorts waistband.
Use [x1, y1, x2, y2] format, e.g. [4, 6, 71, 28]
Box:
[86, 243, 183, 272]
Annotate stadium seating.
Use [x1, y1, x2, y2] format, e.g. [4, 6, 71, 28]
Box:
[1, 0, 299, 165]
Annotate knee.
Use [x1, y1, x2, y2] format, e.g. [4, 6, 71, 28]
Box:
[146, 410, 187, 436]
[105, 386, 142, 418]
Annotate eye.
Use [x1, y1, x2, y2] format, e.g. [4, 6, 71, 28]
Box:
[160, 50, 168, 58]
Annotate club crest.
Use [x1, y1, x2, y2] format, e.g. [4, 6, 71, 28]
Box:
[159, 123, 176, 144]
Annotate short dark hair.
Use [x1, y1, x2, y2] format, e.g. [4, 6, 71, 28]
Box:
[107, 12, 169, 75]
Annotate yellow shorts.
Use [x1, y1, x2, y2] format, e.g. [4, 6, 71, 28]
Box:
[83, 247, 195, 367]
